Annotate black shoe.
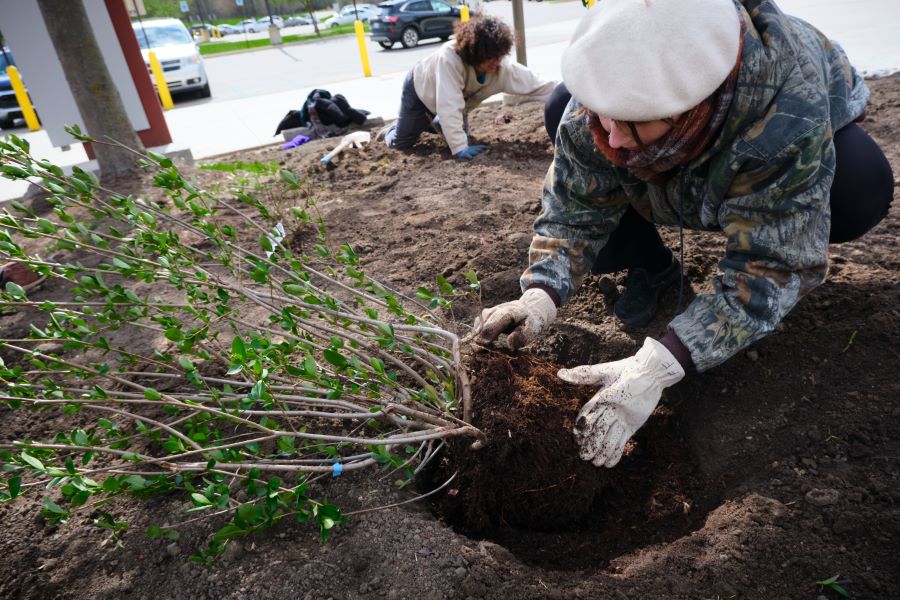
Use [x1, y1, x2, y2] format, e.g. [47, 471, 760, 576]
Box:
[613, 259, 680, 328]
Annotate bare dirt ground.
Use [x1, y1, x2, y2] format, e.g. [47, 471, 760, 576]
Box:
[1, 73, 899, 599]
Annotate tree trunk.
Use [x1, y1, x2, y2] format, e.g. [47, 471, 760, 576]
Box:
[305, 0, 321, 36]
[36, 0, 146, 179]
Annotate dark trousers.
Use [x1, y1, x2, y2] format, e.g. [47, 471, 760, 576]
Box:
[543, 83, 895, 274]
[385, 72, 436, 148]
[384, 71, 466, 148]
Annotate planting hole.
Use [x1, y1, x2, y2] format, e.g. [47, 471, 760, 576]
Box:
[426, 350, 719, 570]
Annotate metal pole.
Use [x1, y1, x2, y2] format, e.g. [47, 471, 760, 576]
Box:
[511, 0, 526, 66]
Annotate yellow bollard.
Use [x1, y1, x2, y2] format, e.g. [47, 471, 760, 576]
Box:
[354, 20, 372, 78]
[5, 66, 40, 131]
[148, 51, 174, 110]
[460, 5, 469, 22]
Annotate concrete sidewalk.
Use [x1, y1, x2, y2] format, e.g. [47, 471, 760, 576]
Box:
[1, 0, 897, 202]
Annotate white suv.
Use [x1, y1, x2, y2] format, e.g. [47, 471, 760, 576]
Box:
[132, 18, 210, 98]
[328, 4, 379, 27]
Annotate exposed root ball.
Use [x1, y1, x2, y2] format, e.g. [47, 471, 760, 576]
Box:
[432, 350, 611, 532]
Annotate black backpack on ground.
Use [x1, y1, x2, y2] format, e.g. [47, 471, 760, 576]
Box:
[274, 89, 369, 136]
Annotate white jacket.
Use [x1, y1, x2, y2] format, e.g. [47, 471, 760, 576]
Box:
[412, 41, 557, 155]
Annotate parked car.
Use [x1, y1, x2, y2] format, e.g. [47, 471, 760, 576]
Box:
[328, 4, 379, 27]
[257, 15, 285, 28]
[369, 0, 460, 49]
[132, 18, 211, 98]
[284, 14, 313, 26]
[218, 23, 243, 35]
[239, 18, 263, 33]
[190, 23, 223, 39]
[0, 48, 29, 129]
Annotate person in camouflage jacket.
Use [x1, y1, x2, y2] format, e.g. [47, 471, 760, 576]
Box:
[472, 0, 893, 468]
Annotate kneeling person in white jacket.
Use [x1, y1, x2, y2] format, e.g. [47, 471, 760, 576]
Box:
[382, 17, 556, 160]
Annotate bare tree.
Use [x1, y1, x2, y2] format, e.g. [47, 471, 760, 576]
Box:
[303, 0, 322, 36]
[37, 0, 146, 179]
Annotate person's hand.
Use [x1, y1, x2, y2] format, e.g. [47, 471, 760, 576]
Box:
[470, 288, 556, 350]
[454, 145, 488, 160]
[560, 338, 685, 467]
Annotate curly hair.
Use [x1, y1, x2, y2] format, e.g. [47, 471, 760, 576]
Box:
[454, 17, 514, 67]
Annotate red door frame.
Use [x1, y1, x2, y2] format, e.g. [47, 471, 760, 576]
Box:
[83, 0, 173, 159]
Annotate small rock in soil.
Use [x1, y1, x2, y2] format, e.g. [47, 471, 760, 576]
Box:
[805, 488, 840, 506]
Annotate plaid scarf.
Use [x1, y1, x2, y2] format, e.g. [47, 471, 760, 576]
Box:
[589, 27, 744, 186]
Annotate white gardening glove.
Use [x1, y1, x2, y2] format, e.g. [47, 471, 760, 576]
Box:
[321, 131, 371, 163]
[560, 337, 685, 468]
[470, 288, 557, 350]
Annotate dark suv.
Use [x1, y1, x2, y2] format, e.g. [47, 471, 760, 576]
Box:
[369, 0, 461, 49]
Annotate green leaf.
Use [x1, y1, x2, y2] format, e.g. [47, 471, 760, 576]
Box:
[831, 583, 849, 598]
[43, 497, 67, 514]
[164, 328, 184, 342]
[147, 525, 180, 540]
[1, 165, 32, 179]
[303, 355, 318, 378]
[20, 451, 44, 471]
[279, 168, 299, 187]
[147, 150, 173, 167]
[190, 492, 213, 507]
[232, 336, 247, 361]
[143, 388, 162, 401]
[235, 503, 261, 527]
[125, 475, 147, 490]
[463, 270, 481, 289]
[315, 504, 343, 542]
[3, 281, 26, 299]
[212, 523, 245, 543]
[816, 576, 850, 598]
[8, 476, 21, 498]
[323, 348, 347, 369]
[112, 257, 133, 270]
[436, 275, 454, 295]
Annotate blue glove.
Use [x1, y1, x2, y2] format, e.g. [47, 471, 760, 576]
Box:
[454, 145, 487, 160]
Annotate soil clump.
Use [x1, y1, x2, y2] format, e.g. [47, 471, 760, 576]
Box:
[433, 350, 607, 532]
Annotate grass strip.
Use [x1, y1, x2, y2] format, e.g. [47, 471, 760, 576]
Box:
[199, 24, 370, 56]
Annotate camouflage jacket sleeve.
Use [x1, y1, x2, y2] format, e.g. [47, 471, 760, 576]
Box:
[669, 122, 833, 372]
[519, 112, 631, 304]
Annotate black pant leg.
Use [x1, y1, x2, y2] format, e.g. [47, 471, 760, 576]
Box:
[592, 205, 672, 274]
[544, 82, 572, 144]
[829, 122, 894, 243]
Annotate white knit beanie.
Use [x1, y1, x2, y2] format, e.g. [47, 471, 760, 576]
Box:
[562, 0, 741, 122]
